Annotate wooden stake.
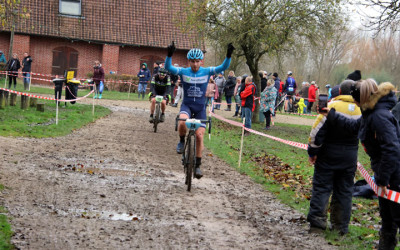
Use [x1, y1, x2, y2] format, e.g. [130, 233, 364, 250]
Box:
[238, 118, 245, 169]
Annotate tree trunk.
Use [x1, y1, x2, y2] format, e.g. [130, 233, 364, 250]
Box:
[36, 103, 45, 112]
[10, 93, 17, 106]
[8, 23, 15, 60]
[246, 61, 260, 123]
[29, 98, 37, 107]
[21, 95, 29, 109]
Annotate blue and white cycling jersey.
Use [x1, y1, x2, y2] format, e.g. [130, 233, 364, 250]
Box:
[165, 56, 231, 106]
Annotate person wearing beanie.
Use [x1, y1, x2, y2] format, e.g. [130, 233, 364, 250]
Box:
[330, 85, 340, 100]
[346, 70, 361, 81]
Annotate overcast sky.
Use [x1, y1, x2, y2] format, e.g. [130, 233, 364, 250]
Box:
[346, 1, 381, 30]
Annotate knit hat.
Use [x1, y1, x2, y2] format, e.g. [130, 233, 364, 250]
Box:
[273, 72, 278, 77]
[346, 70, 361, 81]
[330, 85, 340, 99]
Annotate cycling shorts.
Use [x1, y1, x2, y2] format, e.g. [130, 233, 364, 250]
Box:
[286, 91, 295, 99]
[180, 103, 207, 128]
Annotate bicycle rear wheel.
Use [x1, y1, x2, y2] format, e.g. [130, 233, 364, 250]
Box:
[185, 134, 195, 192]
[153, 102, 160, 133]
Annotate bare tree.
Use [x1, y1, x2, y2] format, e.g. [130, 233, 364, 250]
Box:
[359, 0, 400, 33]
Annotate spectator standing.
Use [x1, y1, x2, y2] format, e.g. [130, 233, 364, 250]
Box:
[22, 52, 33, 90]
[326, 79, 400, 249]
[214, 72, 226, 110]
[6, 53, 20, 89]
[307, 80, 361, 235]
[93, 60, 105, 99]
[307, 81, 317, 113]
[299, 81, 310, 113]
[326, 84, 332, 99]
[272, 72, 281, 111]
[260, 71, 267, 91]
[171, 63, 182, 107]
[284, 71, 297, 112]
[205, 78, 218, 113]
[233, 76, 242, 117]
[0, 50, 6, 63]
[346, 70, 362, 81]
[224, 70, 236, 111]
[260, 79, 277, 130]
[137, 63, 151, 99]
[153, 62, 160, 76]
[240, 76, 256, 136]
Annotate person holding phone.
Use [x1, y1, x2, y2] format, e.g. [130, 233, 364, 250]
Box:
[307, 80, 361, 235]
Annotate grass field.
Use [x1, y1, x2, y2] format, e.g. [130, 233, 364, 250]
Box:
[204, 119, 381, 249]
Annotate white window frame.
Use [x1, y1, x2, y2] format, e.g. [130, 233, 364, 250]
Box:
[59, 0, 82, 16]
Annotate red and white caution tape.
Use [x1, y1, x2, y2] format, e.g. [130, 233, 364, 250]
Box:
[209, 111, 400, 204]
[0, 87, 94, 103]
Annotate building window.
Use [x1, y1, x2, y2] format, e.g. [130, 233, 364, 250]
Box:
[59, 0, 81, 16]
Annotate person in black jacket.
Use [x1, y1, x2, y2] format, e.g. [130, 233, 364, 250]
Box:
[272, 72, 281, 114]
[224, 71, 236, 111]
[22, 52, 33, 90]
[326, 79, 400, 249]
[6, 53, 21, 89]
[307, 80, 361, 235]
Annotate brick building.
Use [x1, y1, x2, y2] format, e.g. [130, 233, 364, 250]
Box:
[0, 0, 203, 80]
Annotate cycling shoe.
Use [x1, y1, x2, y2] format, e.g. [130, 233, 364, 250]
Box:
[176, 142, 184, 154]
[194, 167, 203, 179]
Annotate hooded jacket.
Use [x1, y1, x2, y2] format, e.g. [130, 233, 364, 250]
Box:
[224, 76, 236, 96]
[93, 64, 105, 84]
[309, 95, 361, 170]
[0, 51, 6, 64]
[240, 81, 256, 111]
[274, 77, 281, 92]
[6, 57, 21, 72]
[327, 83, 400, 186]
[137, 63, 151, 84]
[308, 84, 317, 102]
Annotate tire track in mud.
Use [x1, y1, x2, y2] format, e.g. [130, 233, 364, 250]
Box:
[0, 102, 333, 249]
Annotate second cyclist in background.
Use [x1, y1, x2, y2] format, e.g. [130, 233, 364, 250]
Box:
[148, 68, 171, 123]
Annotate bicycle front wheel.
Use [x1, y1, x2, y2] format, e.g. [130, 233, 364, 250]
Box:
[153, 102, 160, 133]
[185, 134, 195, 192]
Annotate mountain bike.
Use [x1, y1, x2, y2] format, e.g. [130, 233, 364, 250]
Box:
[153, 95, 164, 133]
[175, 116, 212, 191]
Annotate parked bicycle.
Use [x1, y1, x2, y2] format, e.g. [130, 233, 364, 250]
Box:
[175, 116, 212, 191]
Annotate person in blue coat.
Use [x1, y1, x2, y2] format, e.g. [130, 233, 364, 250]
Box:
[0, 51, 6, 63]
[325, 79, 400, 249]
[165, 41, 234, 179]
[137, 63, 151, 99]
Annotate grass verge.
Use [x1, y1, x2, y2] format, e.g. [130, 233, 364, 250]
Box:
[6, 81, 143, 101]
[0, 184, 12, 249]
[0, 97, 110, 137]
[205, 118, 382, 249]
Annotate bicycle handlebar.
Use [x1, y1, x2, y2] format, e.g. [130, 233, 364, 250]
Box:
[175, 117, 212, 134]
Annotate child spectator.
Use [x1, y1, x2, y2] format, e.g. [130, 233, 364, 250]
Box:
[233, 76, 242, 117]
[297, 98, 307, 114]
[205, 78, 218, 113]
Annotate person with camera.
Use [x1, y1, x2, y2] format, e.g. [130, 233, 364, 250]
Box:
[307, 80, 361, 235]
[324, 79, 400, 249]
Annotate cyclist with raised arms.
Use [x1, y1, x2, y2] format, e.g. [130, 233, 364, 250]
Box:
[148, 68, 171, 123]
[165, 41, 234, 179]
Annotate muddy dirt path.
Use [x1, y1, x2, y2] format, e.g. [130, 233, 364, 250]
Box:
[0, 100, 331, 249]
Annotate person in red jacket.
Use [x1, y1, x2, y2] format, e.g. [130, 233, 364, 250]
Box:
[307, 81, 318, 113]
[240, 76, 256, 135]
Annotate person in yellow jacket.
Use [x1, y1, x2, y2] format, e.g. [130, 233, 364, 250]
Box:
[307, 79, 361, 235]
[297, 98, 307, 114]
